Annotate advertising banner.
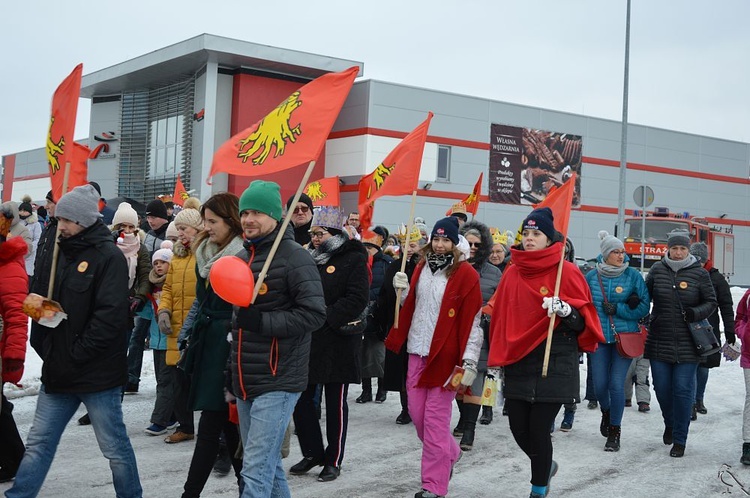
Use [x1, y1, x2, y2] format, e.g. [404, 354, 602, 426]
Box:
[488, 124, 582, 207]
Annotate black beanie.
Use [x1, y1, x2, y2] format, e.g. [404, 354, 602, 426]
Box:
[431, 217, 460, 244]
[146, 199, 169, 221]
[18, 202, 33, 214]
[522, 207, 556, 241]
[46, 190, 55, 203]
[286, 193, 314, 212]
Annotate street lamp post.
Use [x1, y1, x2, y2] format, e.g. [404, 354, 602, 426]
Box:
[617, 0, 632, 237]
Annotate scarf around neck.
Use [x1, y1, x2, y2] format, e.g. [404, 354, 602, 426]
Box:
[310, 234, 347, 266]
[596, 259, 629, 278]
[117, 233, 140, 289]
[426, 252, 454, 274]
[663, 253, 697, 273]
[194, 236, 245, 278]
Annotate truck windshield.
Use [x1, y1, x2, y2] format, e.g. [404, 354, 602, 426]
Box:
[623, 219, 689, 242]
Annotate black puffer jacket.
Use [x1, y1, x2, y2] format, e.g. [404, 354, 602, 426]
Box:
[308, 236, 369, 385]
[704, 265, 735, 368]
[645, 258, 717, 364]
[230, 223, 326, 400]
[364, 248, 393, 339]
[40, 221, 130, 393]
[30, 218, 58, 356]
[460, 220, 502, 304]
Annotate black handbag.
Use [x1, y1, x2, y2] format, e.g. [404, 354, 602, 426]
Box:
[674, 288, 720, 357]
[338, 307, 368, 335]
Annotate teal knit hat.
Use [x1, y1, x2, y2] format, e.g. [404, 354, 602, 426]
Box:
[239, 181, 283, 222]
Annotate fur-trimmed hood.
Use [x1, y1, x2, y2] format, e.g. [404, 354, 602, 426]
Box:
[460, 219, 493, 267]
[0, 236, 28, 263]
[1, 201, 20, 227]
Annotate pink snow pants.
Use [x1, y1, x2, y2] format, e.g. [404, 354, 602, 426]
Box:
[407, 354, 461, 496]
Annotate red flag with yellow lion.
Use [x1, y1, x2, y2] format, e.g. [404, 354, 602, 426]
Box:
[208, 66, 359, 182]
[304, 176, 340, 206]
[172, 176, 189, 207]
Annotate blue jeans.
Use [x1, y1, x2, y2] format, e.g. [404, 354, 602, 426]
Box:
[236, 391, 300, 498]
[695, 366, 709, 402]
[590, 343, 632, 426]
[5, 385, 141, 498]
[650, 359, 698, 446]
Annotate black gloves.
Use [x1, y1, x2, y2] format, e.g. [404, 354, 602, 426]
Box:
[683, 308, 696, 322]
[626, 293, 640, 310]
[237, 306, 262, 333]
[129, 296, 146, 314]
[725, 330, 737, 345]
[602, 302, 617, 316]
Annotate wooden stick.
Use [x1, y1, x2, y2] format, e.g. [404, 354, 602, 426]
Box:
[47, 163, 70, 299]
[251, 160, 316, 304]
[541, 242, 567, 378]
[393, 190, 418, 328]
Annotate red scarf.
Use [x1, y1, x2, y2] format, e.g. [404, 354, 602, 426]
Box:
[488, 243, 603, 367]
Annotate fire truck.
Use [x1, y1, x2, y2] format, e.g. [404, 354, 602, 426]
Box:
[620, 207, 735, 279]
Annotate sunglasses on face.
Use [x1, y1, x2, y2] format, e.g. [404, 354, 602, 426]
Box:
[309, 229, 329, 238]
[293, 206, 310, 214]
[468, 242, 482, 248]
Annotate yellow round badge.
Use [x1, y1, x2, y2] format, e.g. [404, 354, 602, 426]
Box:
[258, 283, 268, 295]
[326, 266, 336, 274]
[77, 261, 88, 273]
[448, 308, 456, 318]
[679, 281, 688, 289]
[615, 286, 624, 293]
[540, 286, 549, 295]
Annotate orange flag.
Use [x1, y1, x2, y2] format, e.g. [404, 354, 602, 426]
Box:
[357, 112, 433, 231]
[534, 172, 576, 237]
[208, 66, 359, 182]
[445, 172, 482, 216]
[69, 142, 90, 191]
[47, 64, 83, 201]
[173, 176, 189, 207]
[304, 176, 340, 206]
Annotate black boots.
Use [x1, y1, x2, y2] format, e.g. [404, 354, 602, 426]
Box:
[459, 403, 480, 451]
[663, 426, 673, 445]
[356, 380, 372, 404]
[741, 443, 750, 465]
[604, 425, 620, 452]
[670, 443, 685, 457]
[600, 410, 610, 437]
[453, 399, 466, 437]
[479, 406, 493, 425]
[375, 380, 387, 403]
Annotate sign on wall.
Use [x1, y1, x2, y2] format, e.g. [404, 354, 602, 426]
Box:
[488, 124, 582, 207]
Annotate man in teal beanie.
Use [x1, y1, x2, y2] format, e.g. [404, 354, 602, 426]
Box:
[230, 180, 326, 496]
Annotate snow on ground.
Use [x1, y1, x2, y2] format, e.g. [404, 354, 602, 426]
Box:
[3, 288, 750, 497]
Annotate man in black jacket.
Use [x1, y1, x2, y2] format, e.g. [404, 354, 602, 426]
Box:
[6, 184, 142, 498]
[231, 181, 326, 496]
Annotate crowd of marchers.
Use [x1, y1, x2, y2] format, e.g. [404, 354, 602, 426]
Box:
[1, 184, 749, 498]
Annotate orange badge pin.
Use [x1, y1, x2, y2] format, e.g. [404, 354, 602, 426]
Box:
[448, 308, 456, 318]
[540, 286, 549, 295]
[77, 261, 88, 273]
[258, 283, 268, 295]
[326, 266, 336, 274]
[615, 286, 624, 293]
[679, 281, 688, 289]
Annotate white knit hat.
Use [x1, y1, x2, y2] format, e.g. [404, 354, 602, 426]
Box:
[112, 202, 139, 228]
[165, 221, 179, 240]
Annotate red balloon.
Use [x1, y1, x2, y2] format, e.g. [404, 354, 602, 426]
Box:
[209, 256, 255, 307]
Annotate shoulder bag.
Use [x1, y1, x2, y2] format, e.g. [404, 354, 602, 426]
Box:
[674, 286, 720, 357]
[597, 272, 646, 359]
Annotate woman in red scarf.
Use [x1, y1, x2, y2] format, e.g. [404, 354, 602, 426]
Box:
[385, 217, 483, 498]
[487, 208, 603, 498]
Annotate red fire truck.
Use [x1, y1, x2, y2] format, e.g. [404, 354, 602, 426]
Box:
[620, 207, 735, 279]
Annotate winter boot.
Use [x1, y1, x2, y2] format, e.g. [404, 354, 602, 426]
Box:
[670, 443, 685, 457]
[213, 437, 232, 475]
[741, 443, 750, 465]
[375, 378, 387, 403]
[695, 400, 708, 414]
[690, 404, 698, 421]
[604, 425, 621, 452]
[356, 379, 373, 404]
[459, 403, 480, 451]
[560, 409, 575, 432]
[600, 410, 610, 437]
[453, 399, 466, 437]
[663, 426, 673, 445]
[479, 406, 493, 425]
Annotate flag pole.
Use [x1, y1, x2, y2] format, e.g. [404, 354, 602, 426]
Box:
[541, 243, 566, 377]
[47, 162, 70, 299]
[393, 190, 418, 328]
[251, 160, 316, 304]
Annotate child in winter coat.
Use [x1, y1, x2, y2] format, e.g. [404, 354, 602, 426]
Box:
[140, 242, 176, 435]
[734, 288, 750, 465]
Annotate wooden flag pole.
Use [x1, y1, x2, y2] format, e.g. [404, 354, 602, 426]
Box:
[541, 243, 567, 377]
[47, 162, 70, 299]
[393, 190, 418, 328]
[251, 160, 316, 304]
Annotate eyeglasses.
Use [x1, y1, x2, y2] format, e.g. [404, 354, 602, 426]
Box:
[293, 206, 310, 214]
[468, 242, 482, 248]
[309, 229, 329, 238]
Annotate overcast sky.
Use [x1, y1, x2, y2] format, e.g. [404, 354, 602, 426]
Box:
[2, 0, 748, 159]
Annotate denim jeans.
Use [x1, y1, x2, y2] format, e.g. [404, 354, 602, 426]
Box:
[127, 317, 150, 386]
[650, 359, 698, 446]
[590, 343, 632, 426]
[236, 391, 300, 498]
[695, 366, 709, 402]
[5, 385, 141, 498]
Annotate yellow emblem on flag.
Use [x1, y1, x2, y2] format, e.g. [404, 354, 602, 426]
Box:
[46, 117, 65, 174]
[237, 92, 302, 165]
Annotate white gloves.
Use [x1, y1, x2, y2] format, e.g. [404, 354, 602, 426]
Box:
[461, 359, 478, 387]
[542, 296, 572, 318]
[393, 272, 409, 291]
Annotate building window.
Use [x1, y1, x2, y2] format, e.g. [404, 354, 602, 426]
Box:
[437, 145, 451, 182]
